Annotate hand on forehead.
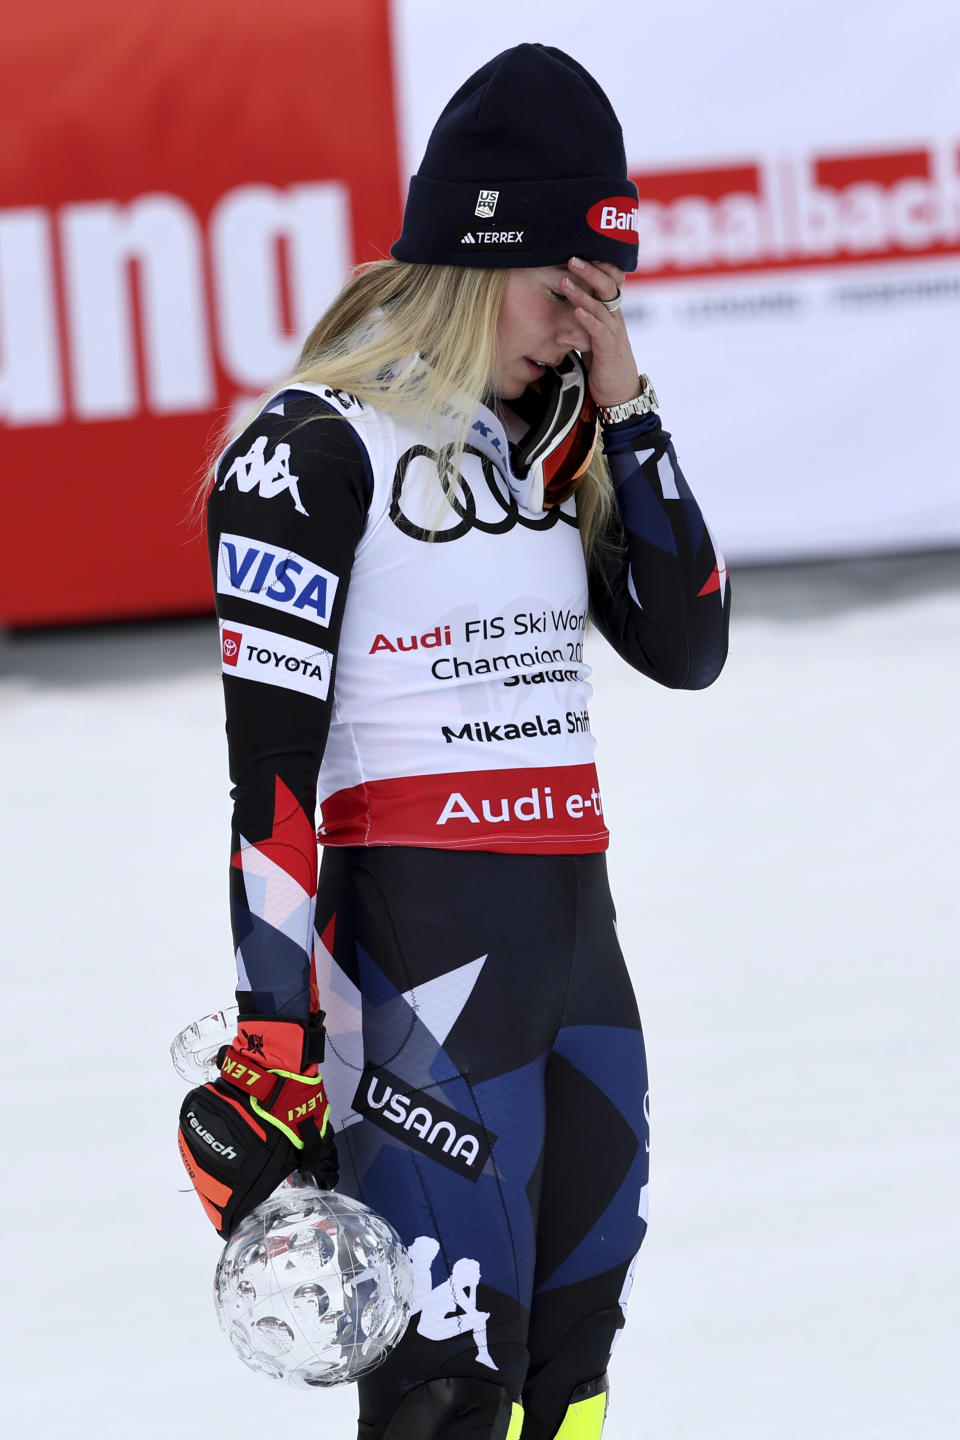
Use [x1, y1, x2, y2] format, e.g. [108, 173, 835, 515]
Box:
[561, 257, 625, 299]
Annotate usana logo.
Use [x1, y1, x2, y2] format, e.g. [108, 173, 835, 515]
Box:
[352, 1063, 496, 1181]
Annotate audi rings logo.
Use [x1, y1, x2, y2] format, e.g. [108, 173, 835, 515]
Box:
[389, 445, 578, 543]
[221, 629, 242, 666]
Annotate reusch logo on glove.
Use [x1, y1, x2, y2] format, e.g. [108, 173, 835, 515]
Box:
[586, 197, 640, 240]
[352, 1063, 497, 1182]
[185, 1108, 241, 1165]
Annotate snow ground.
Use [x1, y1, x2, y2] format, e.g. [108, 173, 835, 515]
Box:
[1, 556, 957, 1439]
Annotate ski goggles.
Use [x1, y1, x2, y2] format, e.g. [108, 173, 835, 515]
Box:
[509, 352, 599, 513]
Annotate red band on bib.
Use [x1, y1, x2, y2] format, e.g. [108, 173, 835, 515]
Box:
[318, 764, 609, 854]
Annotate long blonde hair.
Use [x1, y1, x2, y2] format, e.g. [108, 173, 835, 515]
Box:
[204, 259, 617, 562]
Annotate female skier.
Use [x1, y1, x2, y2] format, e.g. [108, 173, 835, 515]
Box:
[178, 43, 729, 1440]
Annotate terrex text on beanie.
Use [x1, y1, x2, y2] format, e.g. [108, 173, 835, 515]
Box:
[391, 44, 639, 272]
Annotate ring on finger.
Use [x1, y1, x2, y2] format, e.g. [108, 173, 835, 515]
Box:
[600, 287, 622, 313]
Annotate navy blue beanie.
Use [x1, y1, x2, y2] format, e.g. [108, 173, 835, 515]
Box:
[391, 44, 639, 272]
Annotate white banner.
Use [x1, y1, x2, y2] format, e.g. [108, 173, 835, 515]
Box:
[393, 0, 960, 561]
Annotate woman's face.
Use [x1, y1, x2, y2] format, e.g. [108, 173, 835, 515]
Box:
[491, 265, 593, 399]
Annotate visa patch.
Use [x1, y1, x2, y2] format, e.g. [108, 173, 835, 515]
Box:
[217, 533, 339, 627]
[218, 620, 332, 700]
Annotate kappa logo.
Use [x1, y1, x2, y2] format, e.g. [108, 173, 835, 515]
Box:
[218, 435, 309, 514]
[217, 533, 339, 628]
[409, 1235, 497, 1370]
[352, 1063, 497, 1182]
[475, 189, 499, 218]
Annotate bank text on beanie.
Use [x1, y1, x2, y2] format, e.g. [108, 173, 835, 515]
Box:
[391, 44, 639, 272]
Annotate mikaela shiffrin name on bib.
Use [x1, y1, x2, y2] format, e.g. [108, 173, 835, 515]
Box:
[441, 710, 590, 745]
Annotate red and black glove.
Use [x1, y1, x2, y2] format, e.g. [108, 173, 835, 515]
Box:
[177, 1014, 338, 1237]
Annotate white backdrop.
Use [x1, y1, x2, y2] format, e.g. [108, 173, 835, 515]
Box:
[393, 0, 960, 561]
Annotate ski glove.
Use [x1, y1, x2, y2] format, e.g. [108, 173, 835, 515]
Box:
[177, 1014, 338, 1237]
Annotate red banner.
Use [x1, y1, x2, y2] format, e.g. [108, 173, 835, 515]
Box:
[627, 144, 960, 280]
[0, 0, 402, 626]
